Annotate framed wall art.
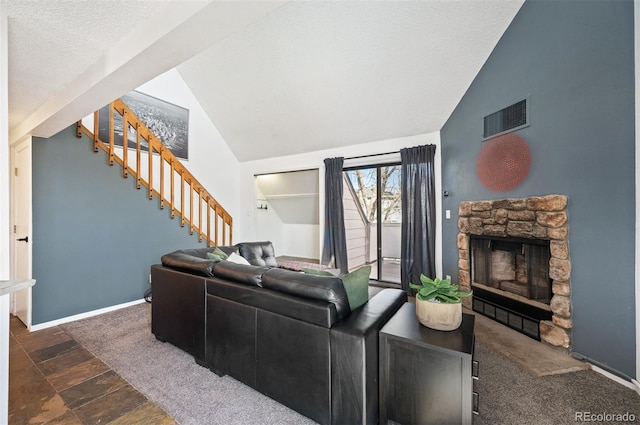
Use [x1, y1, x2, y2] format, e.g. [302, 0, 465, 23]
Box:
[99, 90, 189, 160]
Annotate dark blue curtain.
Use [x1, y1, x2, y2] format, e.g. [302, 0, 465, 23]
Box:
[321, 157, 349, 274]
[400, 145, 436, 295]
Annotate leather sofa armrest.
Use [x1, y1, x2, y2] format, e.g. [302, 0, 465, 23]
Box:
[329, 288, 407, 425]
[332, 288, 407, 337]
[161, 251, 216, 277]
[212, 261, 270, 287]
[150, 264, 208, 364]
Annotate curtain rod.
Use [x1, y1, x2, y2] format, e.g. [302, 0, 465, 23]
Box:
[344, 150, 400, 161]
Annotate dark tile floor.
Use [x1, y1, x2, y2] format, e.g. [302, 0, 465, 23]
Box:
[8, 315, 176, 425]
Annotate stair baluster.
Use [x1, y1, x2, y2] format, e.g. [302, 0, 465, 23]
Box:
[76, 98, 232, 247]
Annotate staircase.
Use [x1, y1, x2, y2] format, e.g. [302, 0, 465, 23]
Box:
[76, 98, 233, 247]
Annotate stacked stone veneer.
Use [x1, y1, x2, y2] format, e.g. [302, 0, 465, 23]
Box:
[457, 194, 572, 349]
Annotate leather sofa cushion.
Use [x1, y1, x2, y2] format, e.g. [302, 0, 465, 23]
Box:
[173, 246, 238, 259]
[206, 277, 340, 328]
[237, 241, 278, 267]
[212, 261, 270, 287]
[161, 246, 239, 277]
[261, 268, 351, 320]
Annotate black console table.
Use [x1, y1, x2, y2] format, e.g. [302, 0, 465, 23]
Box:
[379, 303, 477, 424]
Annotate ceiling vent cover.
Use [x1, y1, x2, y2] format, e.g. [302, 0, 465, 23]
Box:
[483, 99, 528, 139]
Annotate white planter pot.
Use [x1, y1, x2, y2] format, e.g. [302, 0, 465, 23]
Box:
[415, 298, 462, 331]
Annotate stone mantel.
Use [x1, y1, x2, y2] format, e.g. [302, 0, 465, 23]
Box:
[457, 194, 571, 349]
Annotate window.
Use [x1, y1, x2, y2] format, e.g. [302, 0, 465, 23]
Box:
[343, 164, 401, 284]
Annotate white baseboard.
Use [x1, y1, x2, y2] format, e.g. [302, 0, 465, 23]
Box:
[30, 299, 146, 332]
[589, 363, 639, 393]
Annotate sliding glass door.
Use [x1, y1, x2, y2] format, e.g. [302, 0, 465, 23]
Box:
[343, 164, 401, 284]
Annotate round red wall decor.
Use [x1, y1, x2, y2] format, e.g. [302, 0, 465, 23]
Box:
[476, 133, 531, 192]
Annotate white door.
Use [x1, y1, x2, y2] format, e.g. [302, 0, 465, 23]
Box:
[11, 139, 32, 328]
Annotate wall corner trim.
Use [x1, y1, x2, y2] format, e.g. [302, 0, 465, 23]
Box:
[589, 363, 639, 393]
[634, 0, 640, 387]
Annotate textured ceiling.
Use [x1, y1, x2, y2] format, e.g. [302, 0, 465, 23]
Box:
[178, 0, 524, 161]
[2, 0, 169, 130]
[2, 0, 524, 162]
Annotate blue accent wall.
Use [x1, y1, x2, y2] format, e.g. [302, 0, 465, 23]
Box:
[32, 125, 205, 324]
[441, 0, 635, 378]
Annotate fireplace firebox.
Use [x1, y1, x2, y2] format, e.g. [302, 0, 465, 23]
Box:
[470, 235, 552, 339]
[471, 235, 551, 303]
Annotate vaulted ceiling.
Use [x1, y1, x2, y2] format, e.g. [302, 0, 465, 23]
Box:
[2, 0, 524, 161]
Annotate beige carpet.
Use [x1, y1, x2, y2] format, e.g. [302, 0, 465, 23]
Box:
[61, 302, 640, 425]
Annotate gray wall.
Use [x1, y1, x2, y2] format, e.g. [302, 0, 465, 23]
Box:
[32, 126, 205, 324]
[440, 0, 635, 378]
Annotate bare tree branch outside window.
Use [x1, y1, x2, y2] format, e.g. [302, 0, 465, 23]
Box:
[347, 166, 401, 224]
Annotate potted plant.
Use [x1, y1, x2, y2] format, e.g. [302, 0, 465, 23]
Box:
[409, 274, 471, 331]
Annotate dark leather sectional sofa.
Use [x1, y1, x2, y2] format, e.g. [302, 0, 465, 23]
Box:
[151, 241, 406, 425]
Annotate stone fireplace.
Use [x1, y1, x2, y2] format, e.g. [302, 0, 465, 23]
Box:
[457, 195, 572, 348]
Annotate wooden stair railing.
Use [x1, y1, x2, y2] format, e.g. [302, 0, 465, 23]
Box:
[76, 98, 232, 247]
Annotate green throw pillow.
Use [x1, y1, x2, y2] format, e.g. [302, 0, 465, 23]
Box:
[206, 247, 229, 262]
[341, 265, 371, 311]
[303, 266, 370, 311]
[302, 268, 335, 276]
[206, 252, 223, 261]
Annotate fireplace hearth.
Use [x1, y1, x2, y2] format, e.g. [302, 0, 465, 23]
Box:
[457, 195, 571, 348]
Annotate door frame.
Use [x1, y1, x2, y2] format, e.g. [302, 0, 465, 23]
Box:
[10, 137, 33, 328]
